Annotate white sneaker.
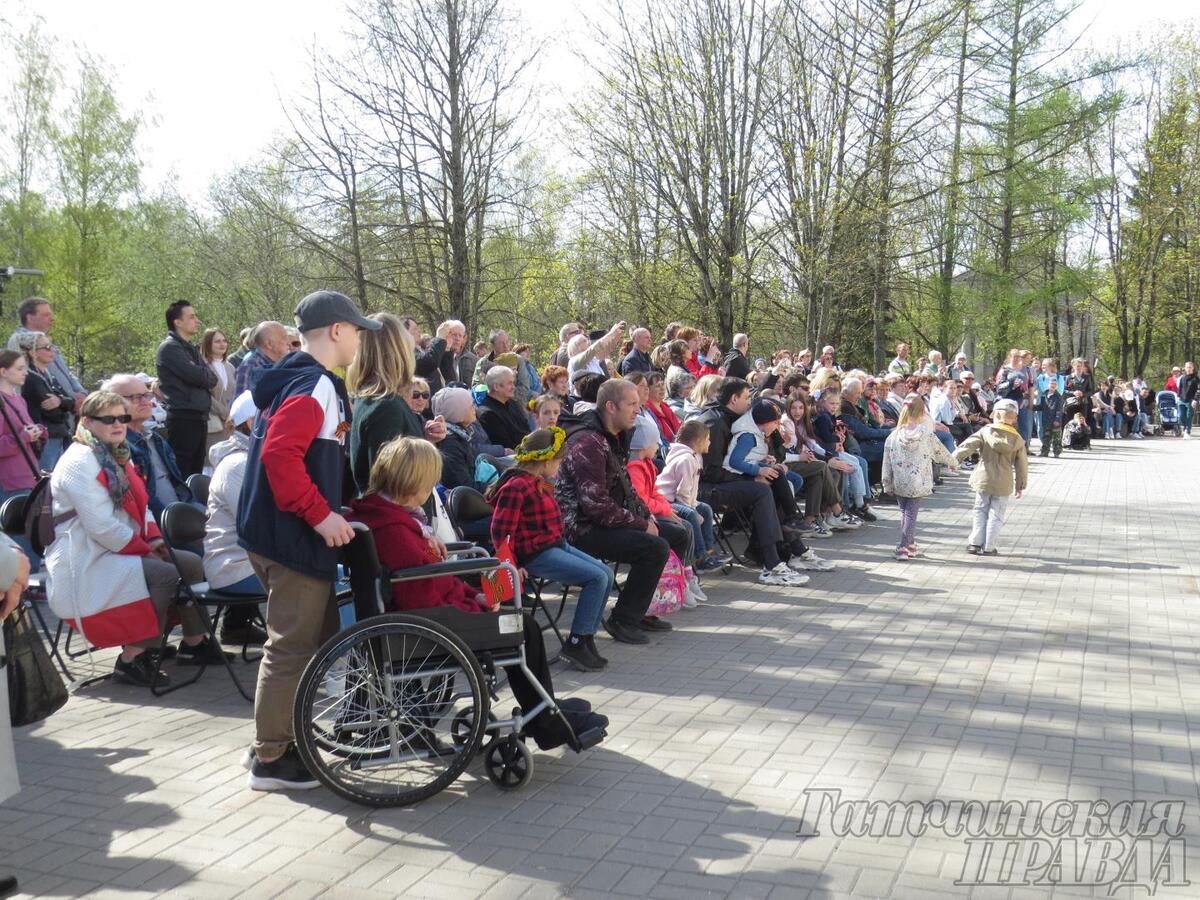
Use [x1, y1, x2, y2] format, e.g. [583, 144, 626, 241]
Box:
[824, 515, 851, 532]
[1133, 432, 1143, 440]
[838, 514, 862, 530]
[759, 563, 809, 586]
[682, 592, 698, 609]
[791, 549, 836, 572]
[687, 575, 708, 602]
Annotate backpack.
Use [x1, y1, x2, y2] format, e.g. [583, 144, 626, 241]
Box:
[24, 472, 74, 558]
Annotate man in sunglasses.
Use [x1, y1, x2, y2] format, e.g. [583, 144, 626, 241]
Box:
[103, 373, 198, 522]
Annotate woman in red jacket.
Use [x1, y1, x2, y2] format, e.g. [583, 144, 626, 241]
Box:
[349, 437, 607, 749]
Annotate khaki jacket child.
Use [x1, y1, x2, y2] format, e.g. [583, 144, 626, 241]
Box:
[953, 423, 1028, 496]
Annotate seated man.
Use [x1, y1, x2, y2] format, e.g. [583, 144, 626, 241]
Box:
[695, 377, 826, 585]
[103, 373, 197, 521]
[476, 366, 531, 451]
[840, 377, 893, 460]
[556, 379, 688, 644]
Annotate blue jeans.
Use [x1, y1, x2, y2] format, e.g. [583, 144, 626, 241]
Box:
[1103, 410, 1119, 434]
[835, 452, 866, 507]
[1017, 406, 1032, 444]
[38, 436, 67, 472]
[934, 429, 955, 453]
[672, 501, 715, 560]
[1181, 401, 1194, 434]
[215, 574, 265, 594]
[525, 543, 614, 636]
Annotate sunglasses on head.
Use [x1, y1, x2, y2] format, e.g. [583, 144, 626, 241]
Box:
[90, 414, 133, 425]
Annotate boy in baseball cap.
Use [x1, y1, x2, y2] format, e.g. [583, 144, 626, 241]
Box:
[237, 290, 380, 791]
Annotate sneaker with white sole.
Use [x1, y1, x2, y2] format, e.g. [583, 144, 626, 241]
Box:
[248, 745, 320, 791]
[687, 575, 708, 602]
[791, 549, 836, 571]
[838, 514, 863, 529]
[806, 521, 833, 539]
[824, 515, 850, 532]
[682, 592, 698, 609]
[759, 563, 809, 586]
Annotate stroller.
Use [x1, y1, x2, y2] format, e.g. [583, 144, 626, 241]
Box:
[1157, 391, 1183, 436]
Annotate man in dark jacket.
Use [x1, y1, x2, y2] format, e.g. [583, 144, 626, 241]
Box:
[722, 334, 752, 380]
[1179, 361, 1199, 437]
[618, 328, 655, 375]
[155, 300, 217, 477]
[695, 377, 823, 584]
[402, 316, 458, 392]
[238, 290, 381, 791]
[556, 380, 687, 644]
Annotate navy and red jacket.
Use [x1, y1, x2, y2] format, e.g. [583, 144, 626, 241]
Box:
[488, 468, 565, 564]
[237, 352, 351, 580]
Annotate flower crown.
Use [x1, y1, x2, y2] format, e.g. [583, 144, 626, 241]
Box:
[515, 426, 566, 463]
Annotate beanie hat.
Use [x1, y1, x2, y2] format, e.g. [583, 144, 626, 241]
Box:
[432, 386, 474, 424]
[629, 414, 661, 451]
[751, 399, 782, 425]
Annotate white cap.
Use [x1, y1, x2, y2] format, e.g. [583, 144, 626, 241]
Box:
[229, 390, 257, 427]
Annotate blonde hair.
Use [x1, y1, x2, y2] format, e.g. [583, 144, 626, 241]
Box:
[411, 377, 430, 396]
[81, 390, 130, 418]
[367, 436, 442, 500]
[895, 393, 928, 426]
[689, 373, 723, 408]
[346, 312, 415, 399]
[808, 367, 841, 393]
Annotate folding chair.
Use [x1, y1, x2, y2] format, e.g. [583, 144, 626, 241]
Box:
[185, 473, 210, 506]
[150, 501, 267, 701]
[712, 503, 756, 566]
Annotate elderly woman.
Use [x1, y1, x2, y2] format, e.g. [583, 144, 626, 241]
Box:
[46, 391, 222, 687]
[432, 386, 485, 492]
[541, 364, 569, 400]
[348, 312, 446, 494]
[17, 331, 75, 471]
[665, 369, 696, 418]
[476, 365, 531, 450]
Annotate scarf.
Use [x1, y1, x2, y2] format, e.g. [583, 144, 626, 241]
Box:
[75, 423, 133, 505]
[991, 422, 1022, 438]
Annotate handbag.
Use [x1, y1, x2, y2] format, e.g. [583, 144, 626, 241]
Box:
[4, 605, 69, 727]
[647, 550, 688, 617]
[481, 535, 518, 609]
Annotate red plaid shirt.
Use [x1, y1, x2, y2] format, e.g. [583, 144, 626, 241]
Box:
[489, 469, 564, 563]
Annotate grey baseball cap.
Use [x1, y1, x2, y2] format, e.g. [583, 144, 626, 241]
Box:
[294, 290, 382, 333]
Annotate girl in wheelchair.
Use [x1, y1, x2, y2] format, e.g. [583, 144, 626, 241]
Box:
[349, 437, 608, 751]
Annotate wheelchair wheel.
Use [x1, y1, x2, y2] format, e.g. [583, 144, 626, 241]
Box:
[294, 613, 489, 807]
[483, 734, 533, 791]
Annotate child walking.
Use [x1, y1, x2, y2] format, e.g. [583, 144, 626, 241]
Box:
[881, 394, 959, 560]
[953, 398, 1029, 555]
[656, 420, 732, 573]
[488, 427, 616, 672]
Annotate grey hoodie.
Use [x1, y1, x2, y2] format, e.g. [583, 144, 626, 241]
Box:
[203, 431, 254, 589]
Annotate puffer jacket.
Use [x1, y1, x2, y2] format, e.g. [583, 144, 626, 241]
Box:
[203, 431, 254, 589]
[555, 410, 650, 541]
[953, 423, 1029, 497]
[881, 422, 958, 499]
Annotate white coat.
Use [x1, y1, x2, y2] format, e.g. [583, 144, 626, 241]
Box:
[203, 432, 253, 590]
[881, 422, 958, 499]
[46, 441, 161, 649]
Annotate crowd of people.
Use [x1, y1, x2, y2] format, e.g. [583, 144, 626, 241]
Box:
[0, 291, 1187, 798]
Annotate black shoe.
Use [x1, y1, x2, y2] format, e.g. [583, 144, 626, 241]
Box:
[147, 643, 177, 661]
[583, 634, 608, 667]
[526, 709, 610, 751]
[560, 636, 607, 671]
[113, 652, 169, 688]
[966, 545, 982, 555]
[248, 745, 320, 791]
[0, 876, 17, 899]
[603, 616, 650, 644]
[220, 622, 268, 646]
[559, 697, 592, 714]
[639, 615, 673, 632]
[853, 506, 877, 523]
[177, 636, 235, 666]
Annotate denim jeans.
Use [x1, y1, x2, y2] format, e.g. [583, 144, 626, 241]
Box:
[1181, 401, 1194, 434]
[1103, 410, 1119, 434]
[934, 429, 956, 453]
[38, 436, 67, 472]
[1017, 406, 1032, 444]
[969, 492, 1009, 550]
[835, 452, 866, 507]
[525, 543, 615, 636]
[672, 501, 716, 560]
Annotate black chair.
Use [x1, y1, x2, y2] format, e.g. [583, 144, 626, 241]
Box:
[152, 501, 268, 701]
[186, 473, 210, 506]
[0, 492, 73, 681]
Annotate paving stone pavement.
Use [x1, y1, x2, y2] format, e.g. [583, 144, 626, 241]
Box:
[3, 436, 1199, 898]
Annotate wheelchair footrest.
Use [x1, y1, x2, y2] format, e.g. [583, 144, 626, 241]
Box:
[574, 726, 606, 752]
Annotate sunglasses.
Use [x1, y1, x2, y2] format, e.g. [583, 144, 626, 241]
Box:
[291, 341, 301, 348]
[34, 344, 53, 351]
[89, 414, 133, 425]
[412, 392, 430, 400]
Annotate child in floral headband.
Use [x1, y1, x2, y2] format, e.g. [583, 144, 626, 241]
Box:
[488, 428, 615, 672]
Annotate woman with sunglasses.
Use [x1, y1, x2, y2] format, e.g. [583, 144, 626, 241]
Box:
[17, 330, 75, 471]
[408, 376, 432, 420]
[44, 391, 227, 688]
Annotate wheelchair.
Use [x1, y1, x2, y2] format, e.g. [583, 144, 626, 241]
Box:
[291, 523, 606, 807]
